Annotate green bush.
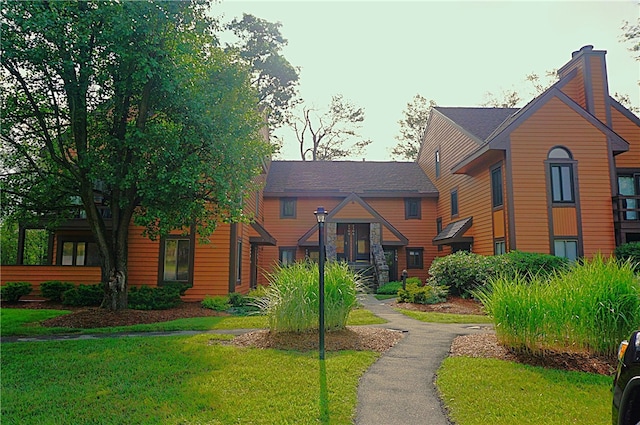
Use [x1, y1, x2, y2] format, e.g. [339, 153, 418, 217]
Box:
[201, 295, 230, 312]
[228, 292, 246, 308]
[500, 250, 568, 279]
[162, 281, 192, 296]
[128, 285, 182, 310]
[377, 277, 422, 295]
[1, 282, 32, 303]
[40, 281, 75, 302]
[476, 255, 640, 357]
[615, 242, 640, 268]
[260, 260, 363, 333]
[247, 285, 269, 299]
[397, 282, 447, 304]
[428, 251, 502, 298]
[62, 284, 103, 307]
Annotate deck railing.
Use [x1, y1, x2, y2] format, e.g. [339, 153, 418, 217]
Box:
[613, 195, 640, 224]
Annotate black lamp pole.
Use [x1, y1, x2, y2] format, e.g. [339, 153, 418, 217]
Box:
[314, 206, 328, 360]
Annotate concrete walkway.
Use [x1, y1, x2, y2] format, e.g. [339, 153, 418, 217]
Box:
[355, 294, 491, 425]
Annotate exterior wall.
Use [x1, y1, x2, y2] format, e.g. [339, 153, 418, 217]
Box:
[0, 265, 101, 295]
[419, 112, 505, 257]
[611, 106, 640, 168]
[559, 70, 586, 109]
[509, 96, 616, 257]
[127, 223, 160, 286]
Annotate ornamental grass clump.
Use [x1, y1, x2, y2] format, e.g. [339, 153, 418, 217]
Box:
[476, 255, 640, 357]
[260, 260, 364, 333]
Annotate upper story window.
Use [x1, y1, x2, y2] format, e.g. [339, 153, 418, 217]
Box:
[280, 198, 297, 218]
[491, 165, 503, 208]
[405, 198, 421, 219]
[435, 150, 441, 178]
[547, 147, 575, 204]
[451, 189, 459, 217]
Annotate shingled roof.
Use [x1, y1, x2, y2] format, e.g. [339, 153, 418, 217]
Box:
[264, 161, 438, 197]
[435, 107, 519, 142]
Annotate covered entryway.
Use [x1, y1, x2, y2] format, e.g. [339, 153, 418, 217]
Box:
[336, 223, 370, 264]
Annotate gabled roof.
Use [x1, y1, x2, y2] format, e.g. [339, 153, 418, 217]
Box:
[297, 193, 409, 247]
[264, 161, 438, 197]
[434, 107, 519, 143]
[432, 217, 473, 246]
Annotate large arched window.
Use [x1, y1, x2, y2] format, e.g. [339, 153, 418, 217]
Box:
[547, 147, 575, 203]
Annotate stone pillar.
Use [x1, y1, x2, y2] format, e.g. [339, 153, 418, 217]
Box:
[325, 222, 337, 261]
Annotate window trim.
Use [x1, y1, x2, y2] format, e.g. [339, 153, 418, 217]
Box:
[405, 247, 424, 269]
[404, 198, 422, 219]
[158, 233, 195, 285]
[491, 164, 503, 209]
[450, 188, 459, 217]
[546, 146, 577, 205]
[280, 198, 297, 218]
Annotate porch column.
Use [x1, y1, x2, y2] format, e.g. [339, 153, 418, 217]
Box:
[325, 222, 337, 261]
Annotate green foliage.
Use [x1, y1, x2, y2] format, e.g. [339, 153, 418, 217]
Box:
[500, 250, 568, 279]
[0, 281, 32, 303]
[40, 281, 75, 302]
[615, 242, 640, 267]
[128, 285, 182, 310]
[376, 281, 403, 295]
[476, 255, 640, 356]
[260, 260, 363, 333]
[162, 281, 192, 296]
[392, 94, 437, 160]
[428, 251, 502, 298]
[62, 284, 103, 307]
[201, 295, 230, 312]
[228, 292, 246, 307]
[397, 282, 447, 305]
[0, 220, 48, 265]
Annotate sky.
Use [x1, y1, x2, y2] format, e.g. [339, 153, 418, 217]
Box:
[213, 0, 640, 161]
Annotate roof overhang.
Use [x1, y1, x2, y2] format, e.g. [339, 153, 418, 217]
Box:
[432, 217, 473, 246]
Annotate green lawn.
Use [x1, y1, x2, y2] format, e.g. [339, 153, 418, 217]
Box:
[1, 334, 378, 424]
[1, 306, 385, 336]
[437, 357, 612, 425]
[394, 308, 493, 324]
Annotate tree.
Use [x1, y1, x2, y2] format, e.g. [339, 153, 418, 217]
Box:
[621, 18, 640, 61]
[289, 95, 372, 161]
[482, 70, 557, 107]
[391, 94, 436, 160]
[225, 13, 300, 131]
[1, 1, 272, 310]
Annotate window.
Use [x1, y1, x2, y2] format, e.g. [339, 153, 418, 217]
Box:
[450, 189, 459, 216]
[494, 240, 506, 255]
[59, 240, 100, 266]
[406, 247, 424, 269]
[305, 248, 320, 263]
[163, 238, 191, 281]
[280, 198, 296, 218]
[547, 147, 575, 204]
[279, 247, 296, 266]
[491, 165, 503, 208]
[405, 198, 421, 219]
[554, 239, 578, 262]
[235, 239, 242, 282]
[435, 150, 441, 178]
[436, 218, 443, 252]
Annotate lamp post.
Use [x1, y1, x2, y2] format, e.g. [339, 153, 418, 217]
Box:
[314, 206, 328, 360]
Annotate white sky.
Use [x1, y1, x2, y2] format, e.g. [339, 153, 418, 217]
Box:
[213, 0, 640, 161]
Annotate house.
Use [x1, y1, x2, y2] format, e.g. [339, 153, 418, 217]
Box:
[3, 45, 639, 299]
[420, 45, 639, 260]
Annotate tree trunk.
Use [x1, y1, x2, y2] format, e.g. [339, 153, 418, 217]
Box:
[101, 264, 128, 311]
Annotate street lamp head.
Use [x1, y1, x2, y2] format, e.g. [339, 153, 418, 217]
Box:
[314, 206, 328, 223]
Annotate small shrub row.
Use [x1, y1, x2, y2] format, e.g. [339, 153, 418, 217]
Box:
[397, 282, 447, 305]
[615, 241, 640, 268]
[40, 281, 75, 302]
[62, 284, 103, 306]
[201, 295, 230, 311]
[128, 285, 183, 310]
[1, 282, 33, 303]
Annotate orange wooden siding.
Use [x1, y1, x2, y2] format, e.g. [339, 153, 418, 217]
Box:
[552, 207, 578, 236]
[510, 96, 615, 257]
[127, 223, 160, 286]
[611, 106, 640, 168]
[187, 224, 231, 300]
[493, 209, 505, 239]
[589, 56, 608, 124]
[560, 70, 586, 109]
[1, 265, 101, 295]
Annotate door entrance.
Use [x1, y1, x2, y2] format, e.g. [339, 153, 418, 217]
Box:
[336, 223, 370, 263]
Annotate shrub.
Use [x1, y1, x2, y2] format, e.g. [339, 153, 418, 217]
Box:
[201, 295, 230, 312]
[397, 282, 447, 304]
[376, 281, 403, 295]
[40, 281, 75, 302]
[1, 282, 32, 303]
[128, 285, 182, 310]
[228, 292, 246, 308]
[162, 281, 192, 296]
[428, 251, 502, 298]
[247, 285, 269, 299]
[62, 284, 103, 307]
[500, 250, 568, 279]
[615, 242, 640, 268]
[259, 260, 363, 333]
[476, 255, 640, 357]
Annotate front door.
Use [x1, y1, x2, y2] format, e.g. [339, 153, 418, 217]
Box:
[336, 223, 370, 263]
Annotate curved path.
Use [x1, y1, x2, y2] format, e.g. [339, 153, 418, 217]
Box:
[355, 294, 491, 425]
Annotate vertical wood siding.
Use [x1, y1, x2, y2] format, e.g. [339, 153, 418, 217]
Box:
[510, 96, 615, 257]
